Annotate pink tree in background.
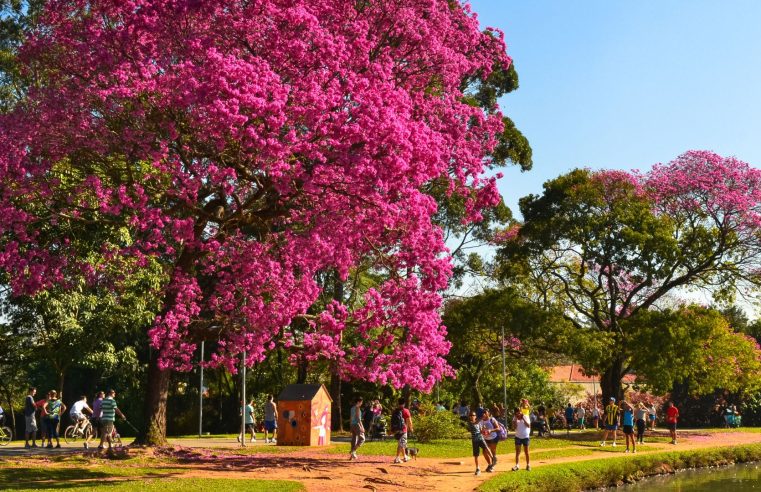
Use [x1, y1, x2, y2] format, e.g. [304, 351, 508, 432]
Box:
[0, 0, 512, 443]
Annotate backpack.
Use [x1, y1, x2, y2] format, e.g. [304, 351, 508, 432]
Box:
[492, 418, 508, 441]
[391, 408, 405, 433]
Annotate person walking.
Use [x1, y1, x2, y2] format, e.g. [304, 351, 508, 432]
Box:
[264, 394, 278, 443]
[349, 396, 365, 460]
[621, 401, 636, 453]
[87, 391, 104, 446]
[43, 390, 66, 449]
[592, 403, 600, 430]
[468, 411, 492, 476]
[600, 397, 619, 447]
[635, 402, 648, 444]
[98, 389, 125, 451]
[575, 403, 586, 430]
[24, 387, 38, 448]
[391, 398, 413, 464]
[457, 401, 470, 422]
[648, 402, 657, 430]
[480, 409, 500, 472]
[564, 403, 575, 434]
[238, 398, 256, 443]
[665, 401, 679, 445]
[511, 408, 531, 471]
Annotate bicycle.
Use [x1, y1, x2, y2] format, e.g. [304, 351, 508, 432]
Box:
[64, 418, 93, 443]
[0, 416, 12, 446]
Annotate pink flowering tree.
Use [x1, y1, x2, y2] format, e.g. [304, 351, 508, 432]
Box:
[0, 0, 516, 444]
[497, 151, 761, 402]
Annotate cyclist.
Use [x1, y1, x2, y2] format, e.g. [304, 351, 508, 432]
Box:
[98, 389, 125, 451]
[69, 395, 93, 443]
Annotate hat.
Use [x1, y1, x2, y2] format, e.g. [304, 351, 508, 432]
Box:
[609, 397, 616, 402]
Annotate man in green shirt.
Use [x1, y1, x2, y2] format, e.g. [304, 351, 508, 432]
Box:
[98, 389, 126, 451]
[238, 398, 256, 443]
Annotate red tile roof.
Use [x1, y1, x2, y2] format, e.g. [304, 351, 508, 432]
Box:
[549, 364, 636, 384]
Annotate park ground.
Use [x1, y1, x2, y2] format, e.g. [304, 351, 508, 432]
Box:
[2, 428, 761, 491]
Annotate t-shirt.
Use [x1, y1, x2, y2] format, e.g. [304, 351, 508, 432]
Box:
[458, 405, 470, 418]
[666, 406, 679, 423]
[622, 409, 634, 426]
[575, 407, 586, 418]
[46, 399, 62, 418]
[514, 414, 531, 439]
[245, 404, 255, 425]
[468, 421, 485, 442]
[264, 401, 276, 421]
[565, 407, 575, 421]
[648, 406, 657, 417]
[100, 397, 118, 422]
[400, 408, 411, 433]
[635, 409, 648, 420]
[350, 406, 362, 426]
[481, 417, 498, 440]
[25, 396, 36, 417]
[70, 400, 88, 416]
[92, 398, 103, 419]
[592, 407, 600, 417]
[605, 404, 619, 426]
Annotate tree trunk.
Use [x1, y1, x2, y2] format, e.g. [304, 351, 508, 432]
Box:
[600, 359, 625, 404]
[329, 372, 344, 432]
[134, 355, 170, 446]
[471, 374, 483, 407]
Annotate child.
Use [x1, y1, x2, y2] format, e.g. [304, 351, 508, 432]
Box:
[467, 411, 492, 475]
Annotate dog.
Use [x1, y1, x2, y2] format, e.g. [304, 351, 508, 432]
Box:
[405, 447, 420, 460]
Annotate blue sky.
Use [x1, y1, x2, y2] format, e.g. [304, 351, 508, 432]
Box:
[469, 0, 761, 216]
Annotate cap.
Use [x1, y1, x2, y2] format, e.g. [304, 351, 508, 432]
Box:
[609, 397, 616, 402]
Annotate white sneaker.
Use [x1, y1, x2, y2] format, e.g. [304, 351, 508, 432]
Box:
[511, 465, 519, 471]
[526, 465, 531, 471]
[393, 458, 402, 464]
[600, 441, 606, 446]
[265, 438, 270, 443]
[403, 455, 410, 462]
[272, 438, 276, 443]
[625, 449, 629, 453]
[236, 435, 241, 443]
[250, 437, 256, 443]
[612, 442, 617, 447]
[475, 468, 480, 476]
[633, 450, 637, 454]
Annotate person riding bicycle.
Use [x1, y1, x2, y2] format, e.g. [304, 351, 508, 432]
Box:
[69, 395, 93, 434]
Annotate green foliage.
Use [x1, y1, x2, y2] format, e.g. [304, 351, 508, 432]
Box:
[412, 404, 468, 442]
[626, 306, 761, 395]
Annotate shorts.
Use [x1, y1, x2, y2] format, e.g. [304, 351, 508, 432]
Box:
[649, 415, 656, 421]
[666, 422, 677, 431]
[605, 424, 618, 431]
[396, 432, 408, 450]
[577, 418, 585, 426]
[485, 437, 499, 447]
[100, 420, 115, 436]
[71, 413, 85, 422]
[514, 437, 530, 447]
[623, 425, 633, 435]
[25, 415, 38, 432]
[472, 439, 488, 457]
[245, 423, 255, 433]
[264, 420, 277, 432]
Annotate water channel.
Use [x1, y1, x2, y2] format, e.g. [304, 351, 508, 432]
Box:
[624, 462, 761, 491]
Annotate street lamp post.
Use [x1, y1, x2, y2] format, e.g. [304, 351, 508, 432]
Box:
[240, 350, 246, 448]
[198, 341, 204, 438]
[501, 325, 508, 422]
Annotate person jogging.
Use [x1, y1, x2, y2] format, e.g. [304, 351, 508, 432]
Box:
[349, 396, 365, 460]
[600, 397, 619, 447]
[98, 389, 125, 451]
[24, 387, 38, 448]
[512, 407, 531, 471]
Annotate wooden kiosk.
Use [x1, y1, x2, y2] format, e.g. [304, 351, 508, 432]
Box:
[276, 384, 332, 446]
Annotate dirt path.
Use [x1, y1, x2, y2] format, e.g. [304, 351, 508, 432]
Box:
[159, 431, 761, 491]
[4, 431, 761, 491]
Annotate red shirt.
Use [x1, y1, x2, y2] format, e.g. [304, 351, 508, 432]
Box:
[666, 406, 679, 423]
[402, 408, 411, 433]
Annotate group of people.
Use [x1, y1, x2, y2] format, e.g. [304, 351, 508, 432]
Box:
[238, 395, 278, 444]
[599, 398, 680, 451]
[346, 397, 414, 463]
[22, 387, 125, 451]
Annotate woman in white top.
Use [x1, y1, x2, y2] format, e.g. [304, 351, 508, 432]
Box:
[592, 405, 600, 430]
[512, 408, 531, 471]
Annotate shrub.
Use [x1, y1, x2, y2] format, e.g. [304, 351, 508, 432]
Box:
[413, 404, 468, 442]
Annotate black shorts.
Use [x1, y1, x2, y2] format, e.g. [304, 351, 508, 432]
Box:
[245, 424, 255, 432]
[472, 439, 488, 457]
[667, 422, 677, 431]
[623, 425, 633, 435]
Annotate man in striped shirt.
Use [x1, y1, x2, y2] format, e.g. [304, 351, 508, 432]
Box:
[98, 389, 126, 451]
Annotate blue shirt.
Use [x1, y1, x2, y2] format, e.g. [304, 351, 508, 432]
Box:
[565, 407, 575, 420]
[623, 409, 634, 426]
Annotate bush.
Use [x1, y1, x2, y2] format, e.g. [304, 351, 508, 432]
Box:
[413, 404, 468, 443]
